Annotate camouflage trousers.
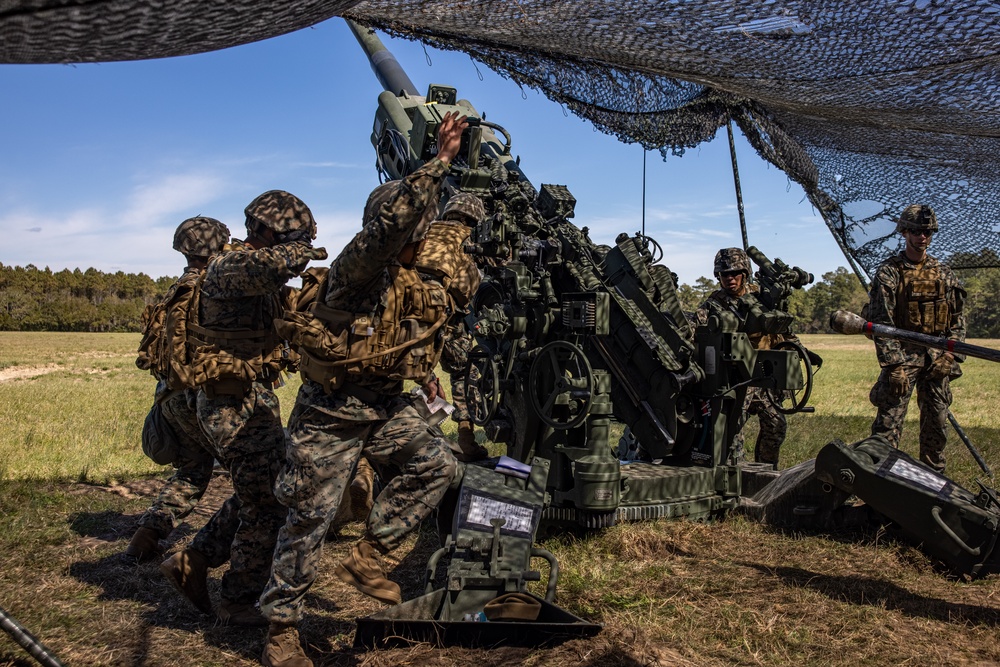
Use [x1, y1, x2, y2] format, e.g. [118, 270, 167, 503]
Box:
[440, 324, 474, 423]
[870, 364, 951, 472]
[137, 389, 215, 538]
[193, 384, 288, 605]
[734, 387, 787, 467]
[260, 385, 458, 624]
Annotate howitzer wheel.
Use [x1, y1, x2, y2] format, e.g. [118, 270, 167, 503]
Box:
[765, 339, 815, 414]
[466, 346, 501, 426]
[528, 340, 594, 430]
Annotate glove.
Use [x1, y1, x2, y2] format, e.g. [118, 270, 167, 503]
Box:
[887, 365, 910, 398]
[927, 352, 955, 381]
[303, 246, 328, 262]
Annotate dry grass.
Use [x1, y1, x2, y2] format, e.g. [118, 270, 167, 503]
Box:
[0, 332, 998, 666]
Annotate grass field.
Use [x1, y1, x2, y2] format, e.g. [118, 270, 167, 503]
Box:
[0, 332, 998, 666]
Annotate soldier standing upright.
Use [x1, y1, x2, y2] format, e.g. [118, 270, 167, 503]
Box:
[697, 248, 790, 468]
[158, 192, 326, 626]
[128, 216, 235, 563]
[259, 111, 468, 667]
[867, 204, 966, 473]
[424, 192, 488, 461]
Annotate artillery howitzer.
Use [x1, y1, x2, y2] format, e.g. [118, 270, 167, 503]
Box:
[346, 19, 826, 645]
[348, 21, 817, 529]
[811, 310, 1000, 578]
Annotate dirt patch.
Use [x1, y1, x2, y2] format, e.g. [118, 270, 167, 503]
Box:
[0, 363, 61, 383]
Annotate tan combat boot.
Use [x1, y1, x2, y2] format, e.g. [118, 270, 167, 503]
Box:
[349, 458, 375, 522]
[456, 421, 489, 462]
[218, 599, 268, 627]
[334, 539, 401, 605]
[123, 526, 160, 563]
[261, 623, 313, 667]
[159, 548, 213, 614]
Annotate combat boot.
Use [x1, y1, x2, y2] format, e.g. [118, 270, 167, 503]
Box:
[455, 421, 488, 462]
[334, 539, 401, 605]
[261, 623, 312, 667]
[159, 548, 213, 614]
[350, 458, 375, 522]
[218, 599, 268, 627]
[123, 526, 160, 563]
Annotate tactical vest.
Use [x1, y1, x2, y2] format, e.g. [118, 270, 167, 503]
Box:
[135, 270, 203, 390]
[182, 245, 287, 391]
[705, 285, 783, 350]
[275, 264, 452, 394]
[890, 256, 951, 335]
[414, 222, 481, 308]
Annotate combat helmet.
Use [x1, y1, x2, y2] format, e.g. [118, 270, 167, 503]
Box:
[896, 204, 938, 234]
[173, 216, 230, 258]
[362, 180, 436, 243]
[714, 247, 751, 277]
[442, 192, 486, 226]
[245, 190, 316, 240]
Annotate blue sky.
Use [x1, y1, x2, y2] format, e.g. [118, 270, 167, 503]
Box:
[0, 17, 850, 286]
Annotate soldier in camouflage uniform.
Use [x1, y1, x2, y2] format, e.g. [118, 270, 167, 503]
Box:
[159, 192, 326, 627]
[127, 216, 237, 563]
[696, 248, 789, 468]
[259, 112, 467, 667]
[868, 204, 965, 473]
[427, 192, 488, 461]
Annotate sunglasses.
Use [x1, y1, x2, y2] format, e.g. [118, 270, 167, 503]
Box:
[908, 229, 933, 238]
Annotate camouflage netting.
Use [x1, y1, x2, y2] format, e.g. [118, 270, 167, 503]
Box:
[4, 0, 999, 277]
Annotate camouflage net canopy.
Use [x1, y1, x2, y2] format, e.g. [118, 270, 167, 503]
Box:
[4, 0, 999, 276]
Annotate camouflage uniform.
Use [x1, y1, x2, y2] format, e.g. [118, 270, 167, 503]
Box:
[137, 375, 217, 538]
[440, 324, 474, 422]
[432, 193, 487, 459]
[191, 237, 320, 607]
[131, 218, 235, 560]
[261, 158, 459, 625]
[696, 285, 788, 466]
[868, 252, 965, 472]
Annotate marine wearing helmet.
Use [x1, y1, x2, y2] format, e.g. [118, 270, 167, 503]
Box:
[172, 216, 230, 260]
[245, 190, 317, 243]
[896, 204, 938, 234]
[713, 247, 751, 278]
[442, 192, 486, 226]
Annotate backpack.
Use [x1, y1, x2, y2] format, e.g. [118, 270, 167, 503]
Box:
[136, 270, 204, 390]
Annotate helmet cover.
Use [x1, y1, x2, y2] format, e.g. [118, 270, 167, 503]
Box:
[245, 190, 316, 239]
[172, 216, 230, 257]
[896, 204, 938, 233]
[714, 247, 751, 276]
[442, 192, 486, 226]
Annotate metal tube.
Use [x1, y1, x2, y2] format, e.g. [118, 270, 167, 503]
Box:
[345, 19, 420, 96]
[727, 121, 749, 252]
[830, 311, 1000, 364]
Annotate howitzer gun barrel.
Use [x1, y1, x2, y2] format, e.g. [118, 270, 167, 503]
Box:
[830, 310, 1000, 364]
[345, 19, 420, 97]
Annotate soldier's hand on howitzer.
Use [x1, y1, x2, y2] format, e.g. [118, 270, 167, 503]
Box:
[436, 111, 469, 165]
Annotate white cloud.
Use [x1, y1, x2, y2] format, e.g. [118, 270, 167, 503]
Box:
[122, 171, 230, 230]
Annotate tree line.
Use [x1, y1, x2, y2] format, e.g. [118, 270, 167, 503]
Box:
[0, 263, 174, 332]
[2, 257, 998, 336]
